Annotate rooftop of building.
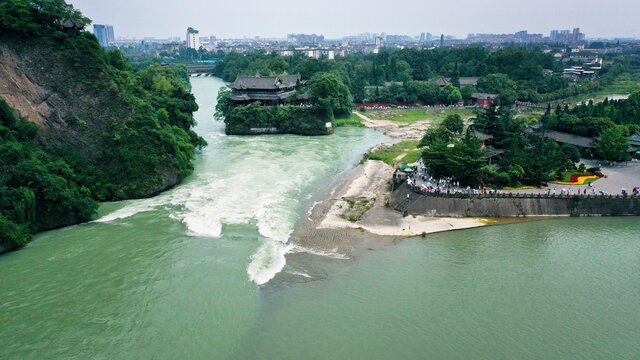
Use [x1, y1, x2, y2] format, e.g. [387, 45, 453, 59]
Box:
[230, 73, 302, 91]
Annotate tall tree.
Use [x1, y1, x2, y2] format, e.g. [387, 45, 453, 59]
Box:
[307, 72, 354, 118]
[597, 126, 629, 163]
[441, 114, 464, 134]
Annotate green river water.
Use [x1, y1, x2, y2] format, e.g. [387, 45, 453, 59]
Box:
[1, 77, 639, 359]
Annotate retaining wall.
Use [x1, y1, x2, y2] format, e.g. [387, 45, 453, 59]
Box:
[390, 183, 640, 217]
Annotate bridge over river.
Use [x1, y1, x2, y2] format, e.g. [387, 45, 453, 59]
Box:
[185, 63, 216, 76]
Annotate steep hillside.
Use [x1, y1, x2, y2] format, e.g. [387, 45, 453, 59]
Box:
[0, 1, 206, 253]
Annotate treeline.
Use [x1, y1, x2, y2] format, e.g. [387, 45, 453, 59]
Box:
[0, 0, 206, 252]
[209, 47, 627, 105]
[541, 90, 640, 162]
[556, 90, 640, 130]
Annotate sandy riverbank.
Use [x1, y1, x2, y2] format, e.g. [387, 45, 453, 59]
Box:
[290, 159, 486, 256]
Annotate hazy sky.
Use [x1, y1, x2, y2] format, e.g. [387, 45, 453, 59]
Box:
[67, 0, 639, 40]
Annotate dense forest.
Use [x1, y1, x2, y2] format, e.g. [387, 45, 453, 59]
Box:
[210, 47, 632, 105]
[547, 90, 640, 136]
[0, 0, 206, 252]
[542, 90, 640, 162]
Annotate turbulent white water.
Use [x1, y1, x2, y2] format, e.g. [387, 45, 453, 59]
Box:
[95, 77, 384, 285]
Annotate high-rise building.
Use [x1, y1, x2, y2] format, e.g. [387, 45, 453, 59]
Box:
[93, 24, 114, 47]
[93, 24, 108, 47]
[549, 28, 585, 43]
[186, 27, 201, 49]
[440, 34, 444, 47]
[105, 25, 115, 45]
[420, 33, 426, 42]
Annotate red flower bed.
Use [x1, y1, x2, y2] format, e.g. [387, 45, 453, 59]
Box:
[568, 174, 594, 182]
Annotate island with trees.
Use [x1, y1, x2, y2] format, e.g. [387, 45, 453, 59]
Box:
[215, 72, 354, 135]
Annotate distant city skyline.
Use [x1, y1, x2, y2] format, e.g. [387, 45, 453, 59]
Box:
[68, 0, 639, 40]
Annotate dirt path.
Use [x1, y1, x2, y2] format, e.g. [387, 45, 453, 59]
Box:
[353, 111, 435, 140]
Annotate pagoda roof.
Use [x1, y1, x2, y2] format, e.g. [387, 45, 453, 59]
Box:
[230, 74, 301, 90]
[61, 17, 86, 29]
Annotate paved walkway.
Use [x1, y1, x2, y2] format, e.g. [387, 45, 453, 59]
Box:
[404, 159, 640, 196]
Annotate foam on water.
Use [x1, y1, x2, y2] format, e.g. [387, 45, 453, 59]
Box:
[95, 196, 168, 223]
[95, 78, 382, 285]
[292, 245, 350, 260]
[247, 240, 294, 285]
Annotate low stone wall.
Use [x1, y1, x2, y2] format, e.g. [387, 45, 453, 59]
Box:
[390, 183, 640, 217]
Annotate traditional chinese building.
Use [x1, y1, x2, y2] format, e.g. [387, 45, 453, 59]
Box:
[229, 73, 305, 106]
[59, 17, 86, 33]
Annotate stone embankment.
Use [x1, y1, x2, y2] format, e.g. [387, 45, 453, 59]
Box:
[391, 183, 640, 217]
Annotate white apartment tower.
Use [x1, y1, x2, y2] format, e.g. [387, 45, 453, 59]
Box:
[186, 27, 201, 49]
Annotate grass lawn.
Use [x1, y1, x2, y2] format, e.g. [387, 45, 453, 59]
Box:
[334, 113, 364, 127]
[363, 108, 475, 123]
[365, 140, 422, 166]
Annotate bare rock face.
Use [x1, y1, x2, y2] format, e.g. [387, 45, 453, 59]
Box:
[0, 43, 51, 127]
[0, 41, 107, 156]
[0, 40, 182, 197]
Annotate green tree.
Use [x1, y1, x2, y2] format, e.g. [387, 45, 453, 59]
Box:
[477, 73, 517, 94]
[447, 88, 462, 104]
[439, 84, 461, 104]
[597, 126, 629, 163]
[307, 72, 353, 118]
[441, 114, 464, 134]
[422, 129, 486, 186]
[419, 125, 453, 147]
[460, 86, 474, 101]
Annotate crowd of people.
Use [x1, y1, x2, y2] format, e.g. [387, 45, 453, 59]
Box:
[396, 163, 640, 197]
[356, 103, 469, 111]
[401, 165, 496, 196]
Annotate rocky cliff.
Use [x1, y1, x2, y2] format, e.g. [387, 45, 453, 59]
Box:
[0, 5, 205, 253]
[0, 36, 203, 199]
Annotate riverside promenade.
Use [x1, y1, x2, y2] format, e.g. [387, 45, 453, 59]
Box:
[391, 159, 640, 218]
[391, 182, 640, 217]
[405, 159, 640, 197]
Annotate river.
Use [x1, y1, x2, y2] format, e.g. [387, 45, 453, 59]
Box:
[1, 77, 639, 359]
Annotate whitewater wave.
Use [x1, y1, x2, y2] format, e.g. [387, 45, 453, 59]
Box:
[306, 201, 323, 221]
[292, 245, 350, 260]
[95, 196, 168, 223]
[247, 241, 294, 285]
[94, 114, 377, 285]
[287, 270, 311, 278]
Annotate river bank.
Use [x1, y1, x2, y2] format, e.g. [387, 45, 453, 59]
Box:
[291, 159, 487, 258]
